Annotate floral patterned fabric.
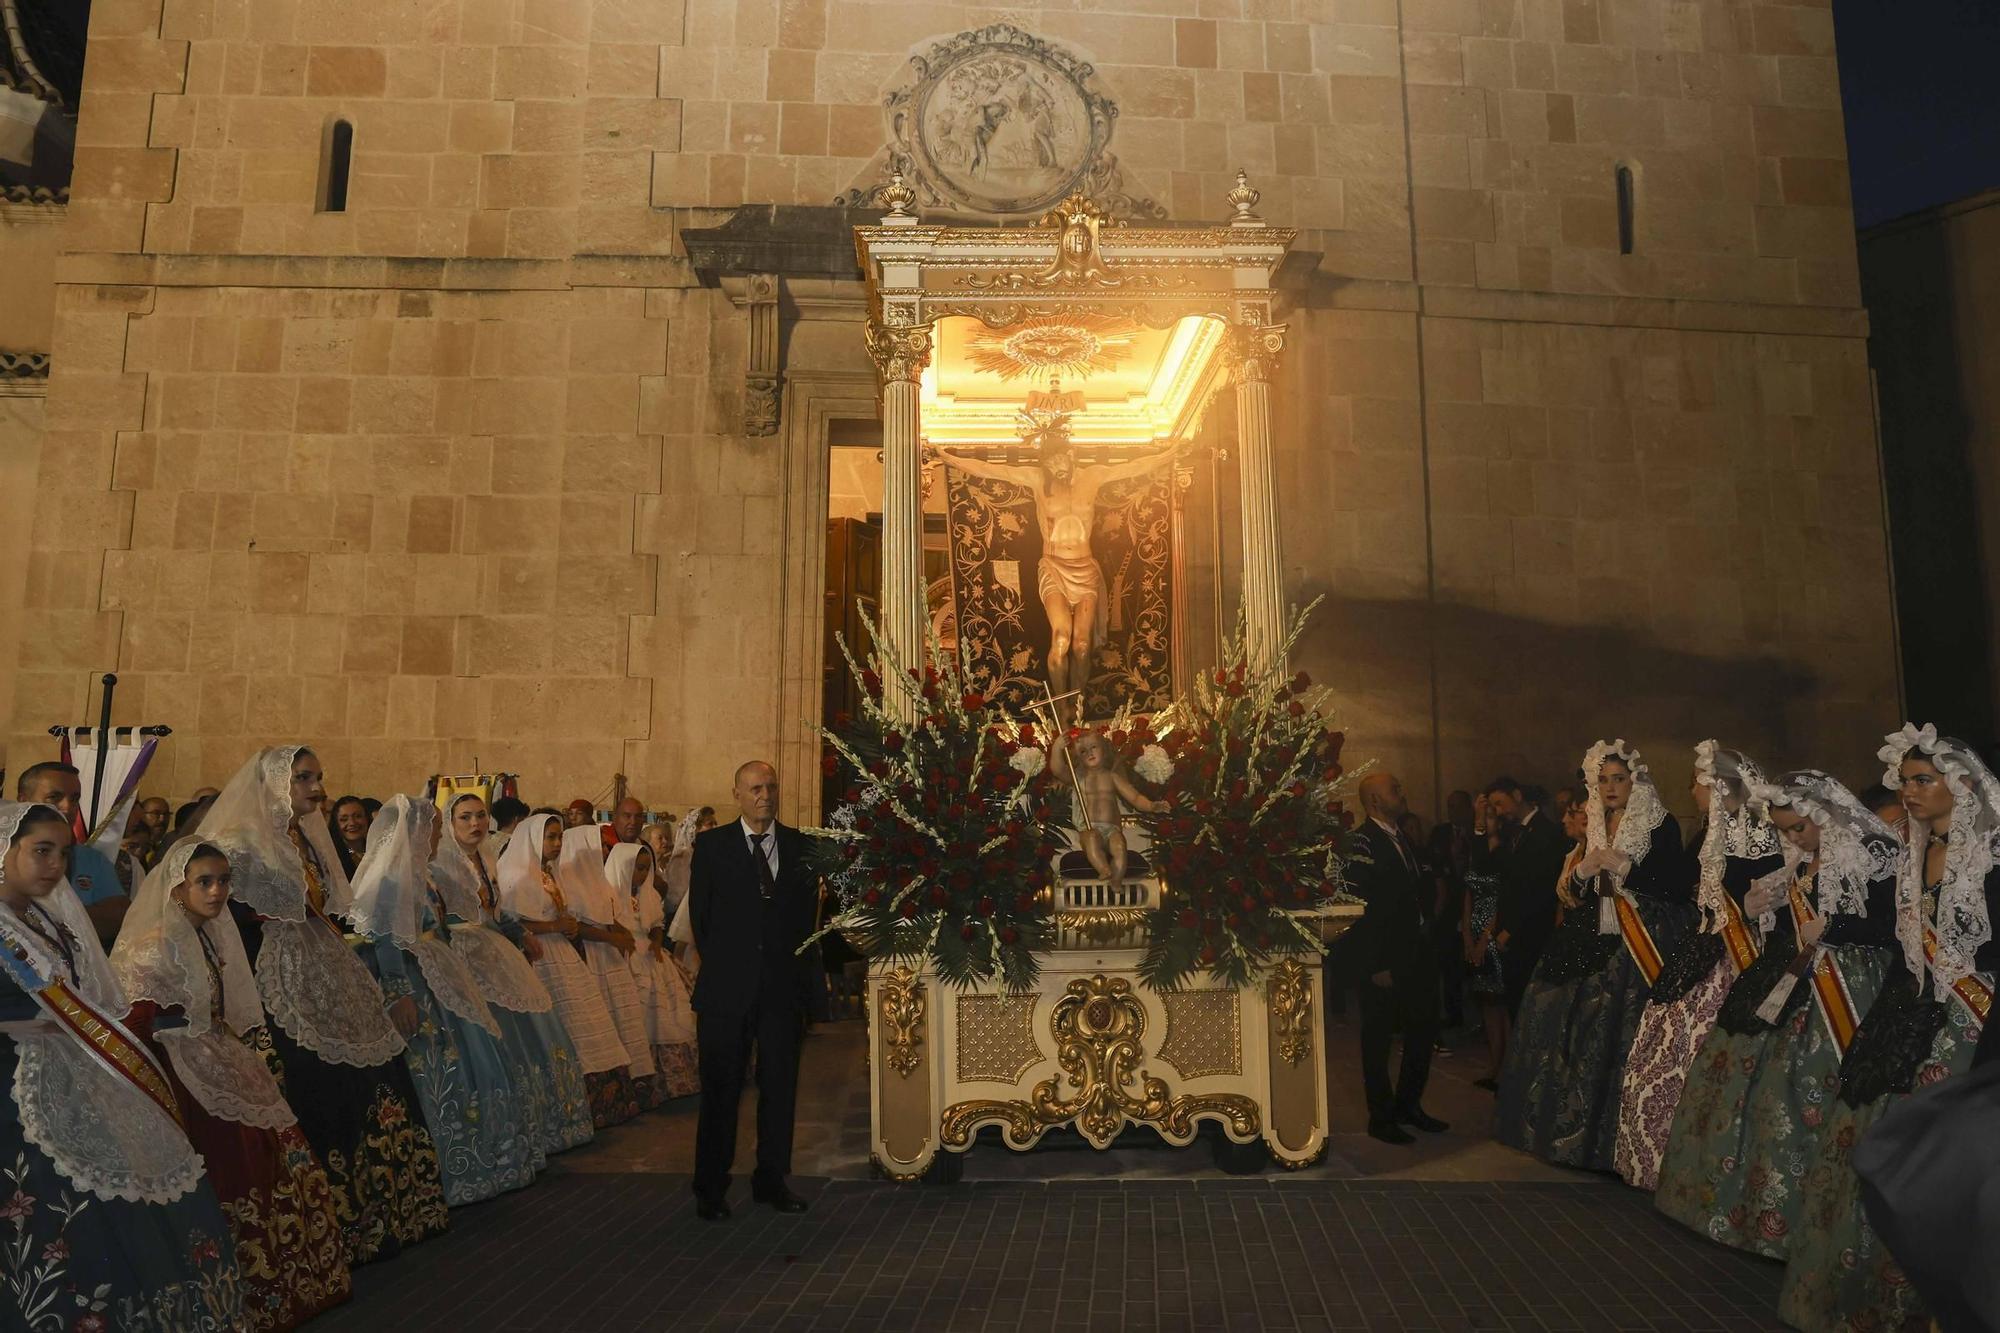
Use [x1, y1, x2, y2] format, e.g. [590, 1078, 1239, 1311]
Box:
[586, 1068, 640, 1129]
[1614, 952, 1734, 1189]
[1655, 944, 1893, 1258]
[1776, 972, 1985, 1332]
[493, 1005, 594, 1155]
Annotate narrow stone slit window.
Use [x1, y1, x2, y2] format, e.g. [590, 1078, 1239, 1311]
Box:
[1615, 164, 1635, 255]
[318, 119, 353, 213]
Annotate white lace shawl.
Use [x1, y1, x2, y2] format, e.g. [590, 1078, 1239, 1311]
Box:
[196, 745, 353, 922]
[1692, 742, 1781, 929]
[350, 796, 500, 1038]
[431, 825, 553, 1015]
[556, 824, 618, 927]
[663, 808, 703, 913]
[1749, 770, 1897, 923]
[497, 814, 565, 922]
[0, 803, 205, 1204]
[1581, 739, 1668, 885]
[110, 839, 294, 1129]
[606, 843, 656, 979]
[255, 916, 406, 1067]
[1879, 724, 2000, 995]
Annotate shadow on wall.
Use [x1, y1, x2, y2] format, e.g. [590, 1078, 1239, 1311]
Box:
[1862, 209, 1996, 746]
[1293, 590, 1824, 805]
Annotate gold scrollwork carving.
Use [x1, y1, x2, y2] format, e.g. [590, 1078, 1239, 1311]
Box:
[939, 974, 1259, 1148]
[1223, 322, 1288, 385]
[878, 967, 926, 1078]
[865, 319, 933, 384]
[1268, 957, 1313, 1066]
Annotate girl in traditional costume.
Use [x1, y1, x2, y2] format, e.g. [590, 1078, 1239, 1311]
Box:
[350, 797, 538, 1206]
[434, 793, 594, 1155]
[1655, 769, 1899, 1258]
[0, 802, 244, 1330]
[496, 813, 643, 1128]
[201, 746, 447, 1263]
[555, 825, 662, 1111]
[114, 838, 351, 1331]
[608, 841, 700, 1098]
[1776, 726, 1998, 1330]
[1614, 744, 1784, 1188]
[1497, 740, 1695, 1170]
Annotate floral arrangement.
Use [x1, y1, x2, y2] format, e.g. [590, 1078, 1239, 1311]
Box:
[1133, 601, 1362, 990]
[812, 625, 1071, 991]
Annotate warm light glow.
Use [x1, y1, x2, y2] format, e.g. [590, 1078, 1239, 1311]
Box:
[921, 313, 1227, 449]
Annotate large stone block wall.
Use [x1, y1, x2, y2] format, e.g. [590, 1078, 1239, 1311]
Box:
[10, 0, 1895, 813]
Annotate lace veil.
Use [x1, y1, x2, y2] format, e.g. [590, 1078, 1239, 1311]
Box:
[556, 824, 617, 926]
[432, 793, 494, 923]
[605, 842, 649, 936]
[428, 797, 554, 1016]
[0, 802, 205, 1204]
[1581, 739, 1668, 880]
[1692, 741, 1781, 927]
[350, 796, 500, 1036]
[498, 812, 564, 921]
[663, 808, 702, 912]
[1878, 723, 1999, 995]
[1750, 770, 1898, 923]
[197, 745, 353, 921]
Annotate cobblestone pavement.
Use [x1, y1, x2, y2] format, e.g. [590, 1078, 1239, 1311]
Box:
[316, 1172, 1784, 1332]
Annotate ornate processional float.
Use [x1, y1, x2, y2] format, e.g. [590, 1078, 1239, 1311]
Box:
[830, 177, 1364, 1179]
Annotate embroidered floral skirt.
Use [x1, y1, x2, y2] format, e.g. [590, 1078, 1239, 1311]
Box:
[1656, 944, 1892, 1260]
[1776, 972, 1986, 1332]
[1495, 895, 1693, 1171]
[586, 1068, 642, 1129]
[1614, 953, 1734, 1190]
[254, 1022, 448, 1266]
[493, 1004, 594, 1155]
[0, 1046, 244, 1332]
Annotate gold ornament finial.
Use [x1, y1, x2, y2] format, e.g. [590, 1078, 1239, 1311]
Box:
[880, 169, 918, 222]
[1226, 169, 1263, 226]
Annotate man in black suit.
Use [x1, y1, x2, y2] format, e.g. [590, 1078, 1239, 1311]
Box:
[1347, 771, 1447, 1145]
[688, 759, 818, 1220]
[1485, 779, 1567, 1021]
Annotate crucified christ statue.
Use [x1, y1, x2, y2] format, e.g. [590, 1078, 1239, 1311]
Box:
[935, 439, 1178, 694]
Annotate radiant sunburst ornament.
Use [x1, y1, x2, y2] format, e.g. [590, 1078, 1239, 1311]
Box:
[965, 315, 1139, 383]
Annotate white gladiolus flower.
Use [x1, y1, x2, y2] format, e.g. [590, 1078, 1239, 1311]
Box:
[1134, 744, 1173, 784]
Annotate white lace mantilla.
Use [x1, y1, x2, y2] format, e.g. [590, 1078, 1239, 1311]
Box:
[1879, 724, 1999, 994]
[410, 936, 503, 1037]
[15, 1035, 204, 1205]
[1582, 738, 1667, 884]
[451, 924, 554, 1015]
[160, 1028, 296, 1130]
[255, 917, 405, 1067]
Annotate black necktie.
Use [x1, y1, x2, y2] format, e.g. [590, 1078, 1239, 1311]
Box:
[750, 832, 777, 899]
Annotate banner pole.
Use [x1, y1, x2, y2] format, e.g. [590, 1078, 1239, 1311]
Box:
[87, 673, 116, 835]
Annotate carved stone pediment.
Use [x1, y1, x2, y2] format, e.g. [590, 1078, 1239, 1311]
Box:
[838, 24, 1164, 223]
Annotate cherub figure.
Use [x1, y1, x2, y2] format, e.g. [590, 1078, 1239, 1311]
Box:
[1054, 731, 1167, 888]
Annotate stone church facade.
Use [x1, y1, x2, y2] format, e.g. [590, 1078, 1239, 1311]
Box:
[4, 0, 1894, 816]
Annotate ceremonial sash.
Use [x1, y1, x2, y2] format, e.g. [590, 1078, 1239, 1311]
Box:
[1613, 892, 1664, 986]
[1787, 882, 1860, 1054]
[0, 944, 184, 1132]
[1923, 924, 1995, 1024]
[1716, 889, 1760, 975]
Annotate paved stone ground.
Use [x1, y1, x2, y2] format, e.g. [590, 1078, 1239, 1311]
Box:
[316, 1174, 1784, 1332]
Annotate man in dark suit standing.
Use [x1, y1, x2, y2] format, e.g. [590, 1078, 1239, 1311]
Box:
[688, 759, 817, 1220]
[1347, 771, 1448, 1144]
[1485, 779, 1567, 1021]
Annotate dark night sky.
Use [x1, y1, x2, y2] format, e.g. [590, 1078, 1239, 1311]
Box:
[1833, 0, 2000, 228]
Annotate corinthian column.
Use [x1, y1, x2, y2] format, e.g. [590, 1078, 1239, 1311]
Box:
[1228, 323, 1289, 671]
[865, 317, 933, 709]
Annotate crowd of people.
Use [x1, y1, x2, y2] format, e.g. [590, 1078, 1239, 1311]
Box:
[1341, 728, 1997, 1332]
[0, 747, 726, 1332]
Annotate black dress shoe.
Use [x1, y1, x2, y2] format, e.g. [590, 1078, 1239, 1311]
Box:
[695, 1196, 731, 1222]
[753, 1186, 808, 1213]
[1397, 1109, 1450, 1134]
[1367, 1119, 1416, 1145]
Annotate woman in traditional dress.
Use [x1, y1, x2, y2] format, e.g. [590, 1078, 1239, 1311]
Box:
[555, 825, 661, 1111]
[495, 813, 643, 1128]
[350, 797, 538, 1206]
[0, 803, 245, 1330]
[434, 793, 594, 1155]
[201, 746, 448, 1264]
[1614, 744, 1784, 1189]
[608, 841, 701, 1099]
[113, 838, 351, 1331]
[665, 806, 714, 972]
[1777, 726, 1999, 1330]
[1497, 740, 1695, 1171]
[1655, 768, 1899, 1258]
